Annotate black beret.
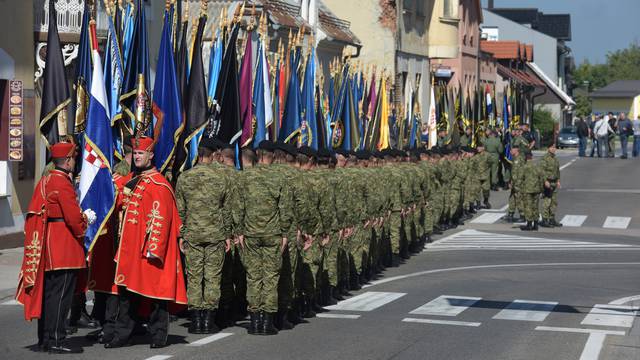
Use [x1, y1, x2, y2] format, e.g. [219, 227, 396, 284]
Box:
[317, 148, 332, 159]
[298, 146, 316, 158]
[199, 137, 219, 151]
[355, 150, 370, 160]
[334, 148, 350, 157]
[258, 140, 275, 151]
[280, 142, 298, 156]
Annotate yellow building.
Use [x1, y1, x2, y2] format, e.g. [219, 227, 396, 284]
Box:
[590, 80, 640, 119]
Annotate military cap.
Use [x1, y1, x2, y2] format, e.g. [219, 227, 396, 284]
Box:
[278, 142, 298, 156]
[133, 136, 155, 152]
[50, 142, 76, 158]
[258, 140, 275, 151]
[316, 148, 332, 160]
[298, 145, 316, 158]
[355, 150, 370, 160]
[199, 137, 220, 151]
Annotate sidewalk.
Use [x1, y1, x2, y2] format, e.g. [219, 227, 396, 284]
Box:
[0, 246, 21, 301]
[601, 299, 640, 360]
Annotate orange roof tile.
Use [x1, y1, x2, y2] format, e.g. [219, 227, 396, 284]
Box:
[480, 40, 522, 60]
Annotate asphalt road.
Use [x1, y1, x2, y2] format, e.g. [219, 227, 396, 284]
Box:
[0, 149, 638, 360]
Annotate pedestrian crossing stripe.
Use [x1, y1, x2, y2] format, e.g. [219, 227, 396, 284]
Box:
[469, 212, 633, 229]
[324, 291, 407, 312]
[560, 215, 587, 227]
[492, 300, 558, 322]
[1, 300, 19, 305]
[470, 213, 505, 224]
[581, 304, 639, 328]
[409, 295, 481, 317]
[424, 229, 635, 251]
[603, 216, 632, 229]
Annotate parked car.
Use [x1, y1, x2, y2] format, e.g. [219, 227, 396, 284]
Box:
[557, 127, 579, 148]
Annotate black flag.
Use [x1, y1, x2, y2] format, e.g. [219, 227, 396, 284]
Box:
[39, 0, 71, 146]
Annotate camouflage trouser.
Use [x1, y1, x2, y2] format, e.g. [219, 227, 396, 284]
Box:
[423, 202, 434, 235]
[243, 236, 282, 313]
[464, 180, 475, 208]
[448, 189, 462, 218]
[350, 226, 369, 276]
[324, 233, 340, 287]
[523, 193, 540, 222]
[431, 190, 444, 224]
[184, 241, 226, 310]
[488, 155, 500, 186]
[389, 212, 403, 254]
[503, 160, 512, 183]
[231, 247, 246, 306]
[541, 185, 558, 220]
[479, 178, 490, 200]
[337, 236, 350, 286]
[300, 238, 323, 296]
[278, 239, 300, 310]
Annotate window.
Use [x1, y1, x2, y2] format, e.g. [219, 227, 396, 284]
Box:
[443, 0, 459, 18]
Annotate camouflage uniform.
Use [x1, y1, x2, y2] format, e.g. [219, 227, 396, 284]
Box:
[521, 159, 543, 223]
[175, 162, 237, 310]
[539, 152, 560, 222]
[508, 153, 525, 218]
[475, 150, 490, 203]
[113, 159, 131, 177]
[233, 165, 294, 314]
[484, 135, 503, 187]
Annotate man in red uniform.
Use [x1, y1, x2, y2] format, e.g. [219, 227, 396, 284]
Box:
[106, 136, 187, 349]
[16, 142, 89, 354]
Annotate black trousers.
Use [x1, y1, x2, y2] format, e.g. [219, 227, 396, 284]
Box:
[92, 292, 119, 341]
[113, 287, 168, 344]
[37, 269, 77, 347]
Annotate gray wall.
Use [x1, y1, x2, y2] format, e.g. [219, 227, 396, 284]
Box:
[481, 10, 558, 83]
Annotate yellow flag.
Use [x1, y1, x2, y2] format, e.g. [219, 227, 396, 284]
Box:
[377, 76, 389, 150]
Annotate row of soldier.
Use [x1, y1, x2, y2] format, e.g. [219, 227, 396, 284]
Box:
[21, 134, 510, 352]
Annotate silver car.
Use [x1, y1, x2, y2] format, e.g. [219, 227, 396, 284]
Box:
[557, 127, 579, 148]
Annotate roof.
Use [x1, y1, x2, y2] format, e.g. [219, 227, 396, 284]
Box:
[317, 2, 361, 46]
[497, 64, 544, 87]
[489, 8, 571, 41]
[526, 62, 576, 105]
[480, 40, 521, 59]
[589, 80, 640, 99]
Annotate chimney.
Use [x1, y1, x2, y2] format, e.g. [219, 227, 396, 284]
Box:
[488, 0, 494, 9]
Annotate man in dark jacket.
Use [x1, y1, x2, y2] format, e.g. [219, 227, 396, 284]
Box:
[576, 117, 589, 157]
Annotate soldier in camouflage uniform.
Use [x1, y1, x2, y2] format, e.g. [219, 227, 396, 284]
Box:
[539, 144, 562, 227]
[113, 136, 132, 177]
[474, 144, 491, 209]
[484, 130, 503, 191]
[233, 141, 294, 335]
[176, 139, 237, 334]
[504, 146, 524, 223]
[520, 153, 543, 231]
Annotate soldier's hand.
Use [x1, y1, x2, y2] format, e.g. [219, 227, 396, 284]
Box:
[281, 237, 289, 254]
[544, 180, 550, 188]
[225, 239, 232, 253]
[179, 238, 186, 254]
[239, 235, 245, 249]
[321, 235, 330, 246]
[557, 181, 561, 189]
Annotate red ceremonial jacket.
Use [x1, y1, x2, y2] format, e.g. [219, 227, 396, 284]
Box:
[16, 168, 87, 320]
[88, 172, 132, 294]
[114, 168, 187, 304]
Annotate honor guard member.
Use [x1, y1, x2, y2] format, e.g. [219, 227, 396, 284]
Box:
[484, 130, 503, 191]
[175, 138, 235, 334]
[520, 152, 543, 231]
[539, 144, 562, 227]
[234, 140, 294, 335]
[16, 142, 92, 354]
[106, 136, 187, 349]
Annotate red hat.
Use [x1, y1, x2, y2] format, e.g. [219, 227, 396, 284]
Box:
[133, 136, 155, 152]
[50, 142, 76, 158]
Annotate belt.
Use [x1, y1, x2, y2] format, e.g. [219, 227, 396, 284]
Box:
[547, 178, 558, 182]
[48, 217, 65, 223]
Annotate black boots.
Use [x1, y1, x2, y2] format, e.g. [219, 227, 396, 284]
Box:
[248, 312, 279, 335]
[248, 312, 259, 334]
[483, 198, 491, 209]
[274, 310, 294, 330]
[551, 218, 563, 227]
[539, 219, 553, 228]
[520, 221, 539, 231]
[201, 310, 219, 334]
[503, 213, 514, 223]
[189, 310, 204, 334]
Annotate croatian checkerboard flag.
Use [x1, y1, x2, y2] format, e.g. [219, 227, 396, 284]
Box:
[79, 32, 115, 252]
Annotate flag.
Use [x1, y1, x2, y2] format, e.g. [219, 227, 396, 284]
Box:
[252, 40, 273, 149]
[103, 9, 125, 157]
[207, 31, 223, 103]
[79, 23, 115, 252]
[239, 31, 255, 147]
[503, 91, 512, 161]
[120, 1, 135, 72]
[119, 0, 151, 136]
[301, 48, 318, 149]
[428, 80, 437, 149]
[72, 2, 92, 136]
[174, 15, 208, 175]
[377, 76, 390, 150]
[279, 49, 302, 145]
[152, 8, 183, 173]
[39, 0, 71, 146]
[210, 25, 242, 144]
[176, 19, 189, 109]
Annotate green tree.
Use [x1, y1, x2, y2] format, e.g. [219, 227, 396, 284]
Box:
[533, 106, 556, 146]
[575, 93, 592, 117]
[573, 42, 640, 92]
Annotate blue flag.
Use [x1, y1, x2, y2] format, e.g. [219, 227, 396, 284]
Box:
[152, 9, 183, 173]
[79, 31, 115, 252]
[301, 48, 317, 149]
[252, 40, 273, 148]
[72, 2, 92, 137]
[503, 92, 512, 161]
[103, 12, 125, 156]
[279, 50, 302, 145]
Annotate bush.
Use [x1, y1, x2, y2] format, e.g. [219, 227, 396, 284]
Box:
[533, 107, 556, 146]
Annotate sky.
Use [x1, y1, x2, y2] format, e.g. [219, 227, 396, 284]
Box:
[480, 0, 640, 65]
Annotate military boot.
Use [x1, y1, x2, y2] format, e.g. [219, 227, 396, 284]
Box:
[302, 296, 317, 318]
[274, 310, 294, 330]
[330, 286, 344, 301]
[539, 219, 553, 228]
[551, 218, 563, 227]
[188, 310, 204, 334]
[520, 221, 533, 231]
[259, 313, 279, 335]
[202, 310, 220, 334]
[483, 198, 492, 209]
[468, 205, 477, 214]
[247, 312, 260, 335]
[532, 221, 539, 231]
[503, 213, 514, 223]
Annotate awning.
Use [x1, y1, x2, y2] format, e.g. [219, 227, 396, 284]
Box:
[526, 62, 576, 106]
[497, 64, 540, 87]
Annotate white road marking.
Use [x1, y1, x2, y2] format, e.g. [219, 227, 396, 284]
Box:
[187, 332, 234, 346]
[603, 217, 631, 229]
[1, 300, 19, 305]
[581, 304, 639, 328]
[559, 158, 578, 171]
[324, 291, 407, 312]
[492, 300, 558, 322]
[409, 295, 481, 317]
[535, 326, 626, 360]
[362, 262, 640, 289]
[609, 294, 640, 305]
[316, 313, 361, 319]
[402, 318, 481, 327]
[470, 213, 505, 224]
[425, 229, 633, 251]
[482, 204, 509, 212]
[560, 215, 588, 227]
[144, 356, 173, 360]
